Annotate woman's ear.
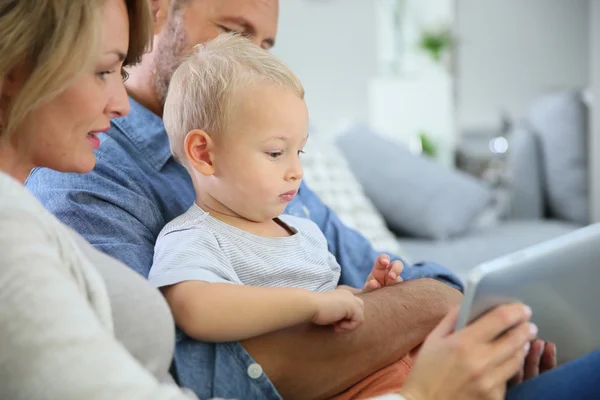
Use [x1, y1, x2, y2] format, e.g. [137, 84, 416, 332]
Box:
[1, 68, 27, 121]
[2, 68, 27, 98]
[185, 129, 216, 176]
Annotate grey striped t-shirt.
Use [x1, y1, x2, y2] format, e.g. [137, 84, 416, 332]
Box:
[149, 204, 341, 292]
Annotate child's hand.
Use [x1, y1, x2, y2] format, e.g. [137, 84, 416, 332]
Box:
[363, 254, 404, 293]
[311, 289, 365, 333]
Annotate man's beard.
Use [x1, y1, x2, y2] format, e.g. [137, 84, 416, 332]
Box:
[153, 16, 188, 107]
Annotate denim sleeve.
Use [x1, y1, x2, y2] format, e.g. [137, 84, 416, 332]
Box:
[294, 181, 464, 292]
[26, 164, 161, 279]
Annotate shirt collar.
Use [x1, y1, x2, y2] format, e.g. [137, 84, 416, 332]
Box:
[111, 97, 172, 170]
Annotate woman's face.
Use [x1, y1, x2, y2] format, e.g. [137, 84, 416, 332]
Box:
[28, 0, 131, 174]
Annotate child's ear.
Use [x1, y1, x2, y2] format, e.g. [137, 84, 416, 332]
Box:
[152, 0, 170, 34]
[184, 129, 215, 176]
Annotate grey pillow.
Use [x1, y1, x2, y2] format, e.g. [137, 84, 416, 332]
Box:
[528, 90, 588, 225]
[336, 125, 494, 240]
[506, 124, 545, 220]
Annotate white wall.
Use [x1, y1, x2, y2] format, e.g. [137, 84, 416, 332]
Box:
[272, 0, 377, 133]
[456, 0, 590, 131]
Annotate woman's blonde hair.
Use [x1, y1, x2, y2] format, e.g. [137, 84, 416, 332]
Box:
[0, 0, 153, 140]
[164, 33, 305, 163]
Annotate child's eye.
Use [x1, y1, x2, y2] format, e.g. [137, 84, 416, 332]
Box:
[298, 150, 305, 155]
[218, 25, 233, 33]
[267, 151, 283, 159]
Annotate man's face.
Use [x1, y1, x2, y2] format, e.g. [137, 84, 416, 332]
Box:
[153, 0, 279, 105]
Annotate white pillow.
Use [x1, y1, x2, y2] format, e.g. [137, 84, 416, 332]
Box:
[301, 137, 409, 260]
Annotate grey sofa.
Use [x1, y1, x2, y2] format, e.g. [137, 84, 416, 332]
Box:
[400, 220, 580, 279]
[334, 89, 589, 280]
[395, 90, 590, 279]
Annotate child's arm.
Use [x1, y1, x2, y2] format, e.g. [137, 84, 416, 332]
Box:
[337, 285, 362, 294]
[162, 282, 364, 342]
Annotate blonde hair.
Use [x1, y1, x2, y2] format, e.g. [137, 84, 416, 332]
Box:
[0, 0, 153, 140]
[164, 33, 305, 162]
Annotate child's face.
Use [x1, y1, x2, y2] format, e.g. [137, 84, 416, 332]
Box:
[210, 82, 309, 222]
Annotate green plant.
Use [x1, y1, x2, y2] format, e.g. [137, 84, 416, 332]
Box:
[418, 27, 454, 63]
[418, 131, 437, 158]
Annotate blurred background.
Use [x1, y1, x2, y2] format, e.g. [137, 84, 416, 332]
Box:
[271, 0, 600, 277]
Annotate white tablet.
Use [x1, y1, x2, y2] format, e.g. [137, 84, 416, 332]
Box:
[455, 223, 600, 364]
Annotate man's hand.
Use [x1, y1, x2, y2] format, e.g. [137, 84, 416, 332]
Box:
[311, 289, 365, 333]
[363, 254, 404, 293]
[508, 339, 558, 387]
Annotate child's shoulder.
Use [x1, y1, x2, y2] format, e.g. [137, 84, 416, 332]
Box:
[158, 204, 213, 239]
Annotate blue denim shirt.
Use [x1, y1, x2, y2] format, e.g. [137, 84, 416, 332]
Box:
[26, 98, 463, 399]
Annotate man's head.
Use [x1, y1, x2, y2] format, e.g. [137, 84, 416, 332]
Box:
[164, 33, 307, 223]
[127, 0, 279, 115]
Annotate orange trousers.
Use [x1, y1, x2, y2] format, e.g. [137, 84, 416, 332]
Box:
[329, 347, 420, 400]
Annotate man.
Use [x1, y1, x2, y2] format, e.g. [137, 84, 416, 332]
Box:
[26, 1, 552, 399]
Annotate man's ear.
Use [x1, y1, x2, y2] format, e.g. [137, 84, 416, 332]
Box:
[185, 129, 216, 176]
[153, 0, 170, 34]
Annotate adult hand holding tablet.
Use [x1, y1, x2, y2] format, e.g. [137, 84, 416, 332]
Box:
[455, 223, 600, 364]
[396, 304, 535, 400]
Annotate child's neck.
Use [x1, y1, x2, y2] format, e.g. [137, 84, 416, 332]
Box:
[195, 197, 292, 238]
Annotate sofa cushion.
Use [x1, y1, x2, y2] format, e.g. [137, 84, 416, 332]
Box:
[528, 90, 588, 224]
[506, 123, 545, 220]
[300, 136, 408, 258]
[336, 124, 494, 240]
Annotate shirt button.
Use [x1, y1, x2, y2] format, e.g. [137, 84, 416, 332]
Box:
[247, 363, 263, 379]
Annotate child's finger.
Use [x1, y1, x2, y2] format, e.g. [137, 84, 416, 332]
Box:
[362, 279, 381, 293]
[334, 319, 361, 333]
[386, 260, 404, 285]
[370, 254, 390, 286]
[373, 254, 390, 270]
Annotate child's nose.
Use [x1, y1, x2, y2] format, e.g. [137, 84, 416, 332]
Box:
[286, 159, 303, 181]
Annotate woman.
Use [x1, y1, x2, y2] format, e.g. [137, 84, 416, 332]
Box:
[0, 0, 196, 398]
[0, 1, 593, 400]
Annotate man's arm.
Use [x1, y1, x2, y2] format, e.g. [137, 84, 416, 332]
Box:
[242, 278, 463, 400]
[26, 164, 161, 278]
[290, 181, 464, 291]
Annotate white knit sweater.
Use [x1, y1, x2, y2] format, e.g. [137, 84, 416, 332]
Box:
[0, 171, 196, 400]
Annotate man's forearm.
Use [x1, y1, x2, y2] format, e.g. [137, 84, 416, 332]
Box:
[356, 278, 463, 357]
[243, 278, 462, 400]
